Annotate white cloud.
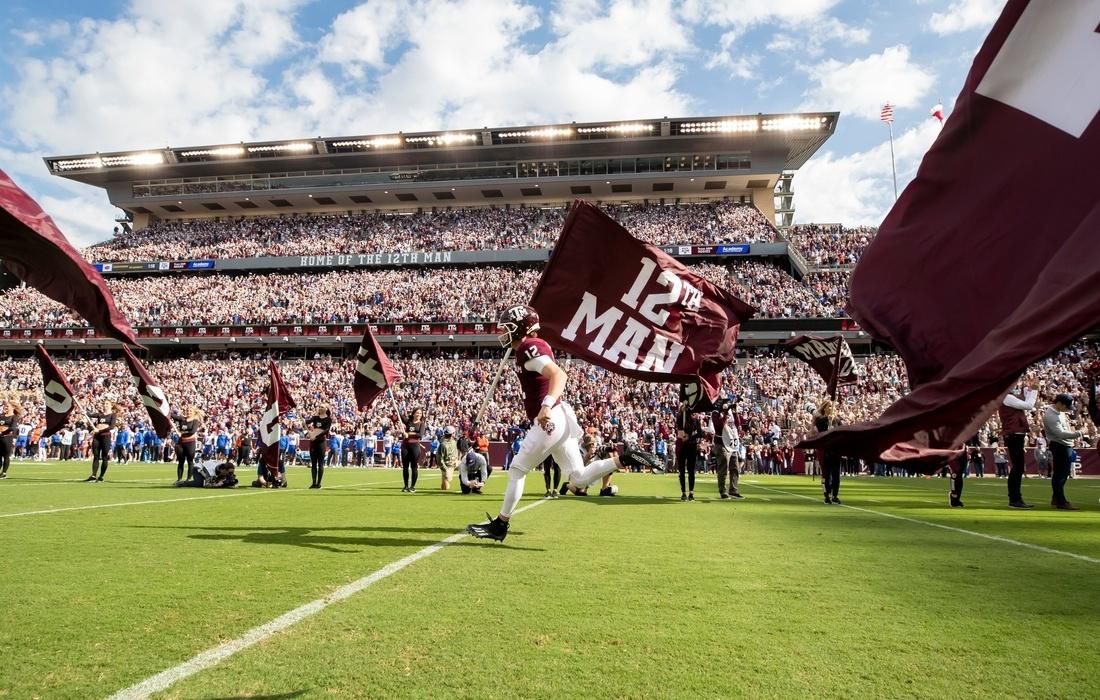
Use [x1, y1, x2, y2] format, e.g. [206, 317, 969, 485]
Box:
[1, 0, 697, 244]
[798, 45, 935, 120]
[928, 0, 1004, 35]
[319, 0, 410, 73]
[794, 119, 943, 225]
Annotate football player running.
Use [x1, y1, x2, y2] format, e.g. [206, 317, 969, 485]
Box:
[467, 305, 660, 542]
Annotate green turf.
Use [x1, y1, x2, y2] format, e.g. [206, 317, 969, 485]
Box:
[1, 462, 1098, 699]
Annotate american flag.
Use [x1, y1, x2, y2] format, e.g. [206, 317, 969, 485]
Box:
[880, 103, 894, 124]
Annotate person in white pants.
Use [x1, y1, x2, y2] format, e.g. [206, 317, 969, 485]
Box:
[467, 305, 660, 542]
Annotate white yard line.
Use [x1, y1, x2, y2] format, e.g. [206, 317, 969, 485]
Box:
[0, 479, 391, 518]
[108, 498, 548, 700]
[743, 483, 1100, 565]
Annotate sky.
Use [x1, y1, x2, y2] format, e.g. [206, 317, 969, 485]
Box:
[0, 0, 1005, 248]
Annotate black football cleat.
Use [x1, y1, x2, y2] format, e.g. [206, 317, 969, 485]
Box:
[617, 448, 663, 471]
[558, 481, 572, 496]
[831, 497, 841, 505]
[467, 512, 509, 542]
[599, 487, 616, 497]
[950, 497, 964, 508]
[1008, 501, 1034, 509]
[84, 475, 97, 482]
[731, 492, 744, 499]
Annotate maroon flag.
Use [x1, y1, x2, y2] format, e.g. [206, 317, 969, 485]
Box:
[258, 360, 296, 471]
[530, 200, 754, 401]
[802, 0, 1100, 464]
[121, 346, 171, 439]
[0, 170, 139, 346]
[353, 326, 402, 410]
[34, 345, 77, 438]
[783, 336, 858, 399]
[1087, 360, 1100, 428]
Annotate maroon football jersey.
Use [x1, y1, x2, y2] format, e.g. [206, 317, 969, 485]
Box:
[515, 337, 554, 421]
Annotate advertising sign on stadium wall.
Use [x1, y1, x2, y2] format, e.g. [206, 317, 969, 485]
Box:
[91, 242, 788, 275]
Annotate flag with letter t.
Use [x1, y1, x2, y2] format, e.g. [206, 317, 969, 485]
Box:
[530, 200, 754, 402]
[353, 325, 402, 411]
[258, 360, 296, 471]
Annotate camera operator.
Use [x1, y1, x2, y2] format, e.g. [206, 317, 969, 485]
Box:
[174, 459, 238, 488]
[459, 440, 488, 495]
[711, 396, 744, 500]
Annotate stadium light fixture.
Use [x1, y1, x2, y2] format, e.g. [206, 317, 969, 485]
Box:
[680, 119, 759, 134]
[498, 127, 574, 140]
[179, 146, 246, 158]
[760, 116, 828, 132]
[54, 152, 164, 170]
[576, 123, 654, 135]
[404, 133, 478, 146]
[246, 142, 315, 154]
[330, 137, 402, 148]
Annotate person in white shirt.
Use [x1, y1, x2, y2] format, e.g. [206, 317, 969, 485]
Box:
[1043, 393, 1084, 510]
[711, 399, 744, 500]
[60, 428, 74, 461]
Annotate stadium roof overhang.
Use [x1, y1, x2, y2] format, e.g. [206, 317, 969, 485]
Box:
[45, 113, 837, 216]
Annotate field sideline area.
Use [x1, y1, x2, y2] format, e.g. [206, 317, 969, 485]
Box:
[2, 463, 1098, 699]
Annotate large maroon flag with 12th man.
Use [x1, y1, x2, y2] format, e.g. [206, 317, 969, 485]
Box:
[802, 0, 1100, 464]
[530, 200, 755, 401]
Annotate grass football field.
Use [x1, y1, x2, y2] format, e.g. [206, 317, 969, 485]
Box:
[1, 461, 1098, 699]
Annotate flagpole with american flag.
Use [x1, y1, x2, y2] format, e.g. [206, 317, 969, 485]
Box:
[880, 103, 897, 201]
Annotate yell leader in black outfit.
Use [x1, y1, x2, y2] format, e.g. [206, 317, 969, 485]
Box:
[306, 406, 332, 489]
[676, 396, 703, 501]
[399, 407, 428, 493]
[173, 406, 203, 482]
[814, 399, 842, 504]
[0, 399, 21, 479]
[84, 400, 121, 482]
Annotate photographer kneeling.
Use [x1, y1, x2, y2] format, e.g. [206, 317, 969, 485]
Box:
[174, 459, 238, 488]
[459, 441, 488, 495]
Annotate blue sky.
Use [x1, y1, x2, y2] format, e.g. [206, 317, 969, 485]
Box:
[0, 0, 1004, 247]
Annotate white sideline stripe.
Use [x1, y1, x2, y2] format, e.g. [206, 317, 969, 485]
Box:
[744, 483, 1100, 565]
[108, 498, 548, 700]
[0, 479, 391, 519]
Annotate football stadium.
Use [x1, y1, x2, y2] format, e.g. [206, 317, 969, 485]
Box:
[1, 1, 1098, 698]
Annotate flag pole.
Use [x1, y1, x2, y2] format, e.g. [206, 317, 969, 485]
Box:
[474, 347, 513, 427]
[387, 387, 405, 427]
[888, 120, 898, 201]
[827, 338, 844, 400]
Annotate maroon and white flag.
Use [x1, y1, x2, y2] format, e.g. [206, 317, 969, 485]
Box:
[0, 170, 139, 346]
[121, 346, 171, 439]
[802, 0, 1100, 465]
[34, 345, 77, 438]
[353, 325, 402, 411]
[530, 200, 755, 401]
[258, 360, 296, 471]
[783, 336, 858, 398]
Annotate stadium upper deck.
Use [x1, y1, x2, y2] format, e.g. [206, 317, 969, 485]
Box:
[45, 113, 836, 230]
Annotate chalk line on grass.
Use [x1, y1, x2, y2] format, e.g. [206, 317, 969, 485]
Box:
[108, 498, 548, 699]
[743, 482, 1100, 566]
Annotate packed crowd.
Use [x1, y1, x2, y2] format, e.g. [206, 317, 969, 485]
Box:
[0, 341, 1094, 467]
[0, 261, 847, 328]
[785, 224, 877, 267]
[84, 201, 777, 262]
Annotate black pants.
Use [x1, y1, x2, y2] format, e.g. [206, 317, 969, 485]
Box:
[310, 442, 326, 485]
[951, 455, 966, 503]
[1050, 442, 1072, 506]
[542, 456, 560, 491]
[402, 443, 421, 488]
[678, 446, 697, 494]
[822, 453, 841, 499]
[0, 437, 11, 474]
[1006, 433, 1026, 503]
[176, 441, 196, 481]
[91, 433, 112, 478]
